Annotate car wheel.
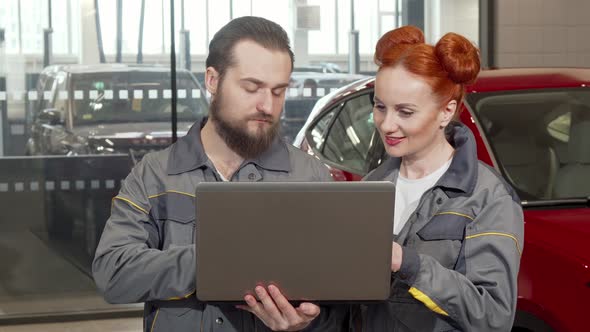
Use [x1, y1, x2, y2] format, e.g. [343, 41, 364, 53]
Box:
[512, 310, 554, 332]
[512, 328, 533, 332]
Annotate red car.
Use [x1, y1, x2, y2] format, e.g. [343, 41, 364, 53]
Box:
[294, 68, 590, 332]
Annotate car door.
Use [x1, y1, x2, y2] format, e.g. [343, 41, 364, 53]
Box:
[45, 71, 71, 155]
[465, 88, 590, 332]
[34, 72, 60, 154]
[27, 72, 51, 155]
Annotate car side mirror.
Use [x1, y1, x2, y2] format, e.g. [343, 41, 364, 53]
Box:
[38, 108, 64, 126]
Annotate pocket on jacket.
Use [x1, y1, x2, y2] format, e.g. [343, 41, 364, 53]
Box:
[151, 193, 196, 248]
[415, 211, 472, 269]
[389, 300, 459, 332]
[151, 306, 203, 331]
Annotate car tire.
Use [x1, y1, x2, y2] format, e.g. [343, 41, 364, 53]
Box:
[512, 310, 554, 332]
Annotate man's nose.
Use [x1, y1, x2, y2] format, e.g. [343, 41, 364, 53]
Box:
[256, 89, 273, 114]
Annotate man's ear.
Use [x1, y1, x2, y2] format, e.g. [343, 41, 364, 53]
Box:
[205, 67, 220, 95]
[441, 99, 458, 127]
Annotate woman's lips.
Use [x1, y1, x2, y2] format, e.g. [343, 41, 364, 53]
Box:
[385, 136, 405, 146]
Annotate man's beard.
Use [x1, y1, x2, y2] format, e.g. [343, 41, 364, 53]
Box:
[209, 88, 280, 159]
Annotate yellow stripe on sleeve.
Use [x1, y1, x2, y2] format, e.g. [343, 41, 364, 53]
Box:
[434, 211, 475, 220]
[113, 196, 149, 214]
[408, 287, 449, 316]
[465, 232, 522, 255]
[167, 289, 196, 300]
[150, 308, 160, 332]
[148, 190, 196, 199]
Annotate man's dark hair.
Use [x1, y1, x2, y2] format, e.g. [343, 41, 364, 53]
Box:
[205, 16, 294, 78]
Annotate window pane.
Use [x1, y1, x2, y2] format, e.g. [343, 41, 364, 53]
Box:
[70, 0, 81, 56]
[98, 0, 116, 54]
[252, 0, 292, 44]
[208, 0, 230, 48]
[355, 0, 378, 55]
[139, 0, 165, 54]
[51, 0, 71, 54]
[184, 0, 206, 54]
[379, 0, 395, 12]
[21, 0, 48, 54]
[121, 0, 141, 54]
[0, 1, 20, 53]
[308, 0, 336, 55]
[0, 0, 206, 321]
[337, 0, 351, 54]
[233, 0, 252, 17]
[380, 14, 395, 35]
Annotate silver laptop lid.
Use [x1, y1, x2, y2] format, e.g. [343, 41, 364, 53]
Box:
[195, 181, 395, 302]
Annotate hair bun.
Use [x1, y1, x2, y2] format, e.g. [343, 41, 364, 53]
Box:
[435, 33, 480, 85]
[375, 26, 425, 66]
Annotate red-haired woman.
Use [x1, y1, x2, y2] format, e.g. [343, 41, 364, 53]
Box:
[359, 26, 524, 331]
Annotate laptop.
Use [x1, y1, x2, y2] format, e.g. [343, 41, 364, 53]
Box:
[194, 181, 395, 302]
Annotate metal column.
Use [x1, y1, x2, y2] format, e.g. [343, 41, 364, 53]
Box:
[479, 0, 496, 68]
[178, 0, 191, 70]
[348, 0, 360, 74]
[43, 0, 53, 68]
[0, 29, 5, 156]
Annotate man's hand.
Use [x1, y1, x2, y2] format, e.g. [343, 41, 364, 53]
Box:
[391, 241, 403, 272]
[236, 284, 320, 331]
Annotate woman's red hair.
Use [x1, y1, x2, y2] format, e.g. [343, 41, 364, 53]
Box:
[374, 26, 480, 107]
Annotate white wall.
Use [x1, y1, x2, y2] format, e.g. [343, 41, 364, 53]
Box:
[496, 0, 590, 67]
[437, 0, 479, 46]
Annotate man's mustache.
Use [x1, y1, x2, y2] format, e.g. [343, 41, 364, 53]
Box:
[247, 114, 275, 123]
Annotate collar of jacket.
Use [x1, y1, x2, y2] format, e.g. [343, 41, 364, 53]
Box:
[167, 116, 292, 175]
[371, 121, 478, 198]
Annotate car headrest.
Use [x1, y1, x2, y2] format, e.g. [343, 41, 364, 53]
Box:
[568, 113, 590, 164]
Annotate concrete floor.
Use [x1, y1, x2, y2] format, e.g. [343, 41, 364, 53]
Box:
[0, 229, 140, 324]
[0, 317, 143, 332]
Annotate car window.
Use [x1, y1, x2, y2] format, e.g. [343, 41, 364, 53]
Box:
[53, 72, 68, 113]
[37, 74, 56, 112]
[70, 71, 206, 125]
[321, 93, 376, 174]
[307, 108, 337, 150]
[467, 88, 590, 200]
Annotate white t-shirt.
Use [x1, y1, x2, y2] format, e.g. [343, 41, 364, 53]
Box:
[217, 171, 229, 182]
[393, 158, 453, 235]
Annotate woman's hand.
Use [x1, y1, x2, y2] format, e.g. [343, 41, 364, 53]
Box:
[391, 241, 403, 272]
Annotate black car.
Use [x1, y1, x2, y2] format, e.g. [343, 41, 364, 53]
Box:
[25, 64, 208, 162]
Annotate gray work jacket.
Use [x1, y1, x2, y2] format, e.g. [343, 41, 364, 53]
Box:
[360, 122, 524, 331]
[92, 118, 347, 332]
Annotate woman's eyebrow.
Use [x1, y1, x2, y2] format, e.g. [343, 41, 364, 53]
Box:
[373, 96, 417, 109]
[394, 103, 418, 109]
